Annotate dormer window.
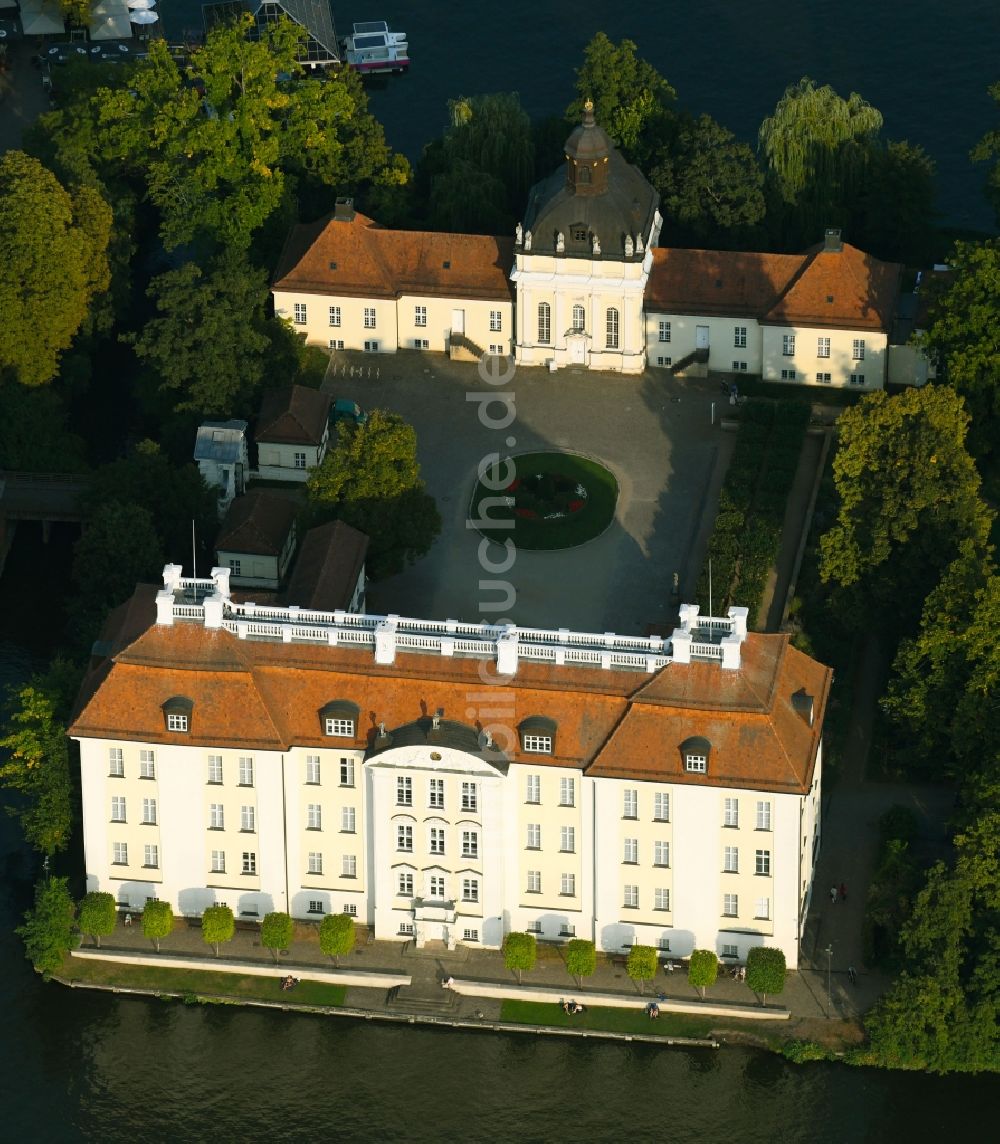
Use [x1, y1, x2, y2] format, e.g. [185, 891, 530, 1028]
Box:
[162, 696, 193, 734]
[680, 735, 711, 774]
[320, 700, 360, 739]
[520, 716, 557, 755]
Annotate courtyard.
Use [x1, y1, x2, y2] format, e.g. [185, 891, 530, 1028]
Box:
[320, 352, 728, 635]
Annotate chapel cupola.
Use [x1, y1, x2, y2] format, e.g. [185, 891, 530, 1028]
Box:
[564, 99, 611, 196]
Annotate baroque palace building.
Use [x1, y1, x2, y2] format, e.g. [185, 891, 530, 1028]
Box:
[271, 101, 917, 389]
[70, 566, 831, 968]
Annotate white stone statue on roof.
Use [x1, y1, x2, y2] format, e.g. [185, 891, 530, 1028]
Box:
[515, 222, 523, 245]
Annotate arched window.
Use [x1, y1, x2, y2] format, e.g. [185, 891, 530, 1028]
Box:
[538, 302, 551, 345]
[572, 304, 585, 333]
[606, 307, 619, 349]
[578, 165, 591, 185]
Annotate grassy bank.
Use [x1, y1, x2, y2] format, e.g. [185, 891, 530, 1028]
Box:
[59, 955, 347, 1007]
[500, 999, 716, 1040]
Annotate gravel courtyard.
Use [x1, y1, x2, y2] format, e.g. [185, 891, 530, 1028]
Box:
[321, 352, 726, 636]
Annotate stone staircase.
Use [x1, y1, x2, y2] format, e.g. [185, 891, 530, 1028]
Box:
[448, 332, 486, 363]
[386, 984, 459, 1017]
[670, 347, 710, 378]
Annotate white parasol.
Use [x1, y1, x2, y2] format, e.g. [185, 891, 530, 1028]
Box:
[126, 0, 156, 8]
[129, 7, 158, 22]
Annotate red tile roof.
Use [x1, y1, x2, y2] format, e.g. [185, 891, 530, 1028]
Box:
[69, 596, 832, 796]
[256, 385, 330, 446]
[216, 491, 298, 557]
[645, 243, 900, 331]
[283, 521, 369, 612]
[273, 211, 515, 302]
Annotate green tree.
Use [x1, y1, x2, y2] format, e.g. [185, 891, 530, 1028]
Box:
[503, 931, 536, 984]
[746, 946, 786, 1005]
[0, 662, 80, 857]
[83, 441, 219, 568]
[650, 113, 765, 247]
[77, 892, 117, 949]
[319, 912, 356, 966]
[883, 542, 1000, 777]
[201, 905, 235, 957]
[569, 33, 675, 165]
[142, 899, 174, 953]
[688, 949, 719, 1000]
[70, 501, 164, 648]
[56, 17, 405, 250]
[58, 0, 90, 26]
[0, 381, 88, 472]
[922, 240, 1000, 462]
[759, 78, 883, 248]
[971, 80, 1000, 226]
[854, 140, 937, 265]
[126, 254, 272, 416]
[819, 387, 992, 631]
[261, 911, 294, 965]
[626, 944, 658, 995]
[307, 410, 441, 579]
[564, 938, 597, 988]
[17, 877, 76, 977]
[0, 151, 111, 385]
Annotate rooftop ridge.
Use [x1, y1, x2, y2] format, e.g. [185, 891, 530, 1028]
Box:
[154, 565, 748, 675]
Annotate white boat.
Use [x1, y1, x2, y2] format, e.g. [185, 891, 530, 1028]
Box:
[341, 20, 409, 74]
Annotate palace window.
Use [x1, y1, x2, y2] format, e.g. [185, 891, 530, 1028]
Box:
[658, 320, 671, 343]
[240, 805, 255, 833]
[685, 754, 707, 773]
[293, 303, 307, 325]
[397, 825, 413, 852]
[329, 339, 345, 350]
[606, 307, 619, 350]
[734, 326, 747, 348]
[113, 842, 128, 865]
[653, 841, 670, 867]
[414, 305, 427, 327]
[560, 873, 575, 897]
[527, 870, 541, 893]
[850, 373, 866, 386]
[167, 714, 187, 734]
[308, 900, 325, 915]
[308, 852, 323, 875]
[572, 303, 585, 332]
[294, 452, 307, 470]
[816, 372, 832, 384]
[238, 757, 254, 787]
[723, 893, 739, 917]
[537, 302, 551, 344]
[229, 559, 241, 577]
[363, 307, 376, 329]
[653, 792, 670, 822]
[623, 788, 638, 819]
[560, 826, 575, 853]
[623, 837, 638, 864]
[526, 775, 540, 803]
[242, 852, 257, 875]
[724, 845, 739, 873]
[207, 755, 223, 784]
[526, 823, 541, 850]
[211, 850, 225, 874]
[342, 855, 357, 878]
[430, 827, 445, 855]
[756, 849, 772, 876]
[305, 756, 321, 785]
[724, 797, 739, 827]
[328, 306, 341, 327]
[852, 339, 866, 360]
[341, 807, 356, 833]
[108, 748, 124, 777]
[623, 884, 639, 908]
[461, 782, 478, 813]
[782, 334, 795, 356]
[462, 831, 479, 859]
[325, 717, 355, 738]
[364, 340, 380, 353]
[559, 777, 575, 807]
[139, 749, 156, 777]
[654, 888, 670, 911]
[781, 368, 797, 380]
[340, 758, 355, 787]
[397, 776, 413, 806]
[490, 310, 502, 332]
[307, 804, 322, 830]
[755, 897, 771, 920]
[429, 778, 444, 809]
[429, 875, 445, 899]
[722, 943, 739, 958]
[141, 798, 157, 825]
[817, 337, 831, 358]
[463, 928, 479, 942]
[462, 878, 479, 903]
[756, 801, 772, 831]
[209, 804, 224, 830]
[111, 796, 126, 823]
[523, 734, 552, 754]
[398, 872, 413, 896]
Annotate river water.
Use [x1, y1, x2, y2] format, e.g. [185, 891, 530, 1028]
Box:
[159, 0, 1000, 231]
[1, 529, 998, 1139]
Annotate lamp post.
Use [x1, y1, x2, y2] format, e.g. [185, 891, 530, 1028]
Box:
[824, 944, 833, 1016]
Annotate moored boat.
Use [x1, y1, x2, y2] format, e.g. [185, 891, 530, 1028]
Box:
[341, 20, 409, 74]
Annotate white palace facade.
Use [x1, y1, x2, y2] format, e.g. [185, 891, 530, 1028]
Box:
[70, 565, 831, 969]
[272, 102, 909, 390]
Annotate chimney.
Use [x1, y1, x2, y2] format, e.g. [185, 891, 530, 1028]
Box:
[334, 197, 355, 223]
[823, 228, 843, 253]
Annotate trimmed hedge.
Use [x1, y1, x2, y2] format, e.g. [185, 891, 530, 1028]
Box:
[697, 399, 809, 625]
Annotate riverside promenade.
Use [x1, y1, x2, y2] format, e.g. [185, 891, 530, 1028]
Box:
[61, 916, 880, 1048]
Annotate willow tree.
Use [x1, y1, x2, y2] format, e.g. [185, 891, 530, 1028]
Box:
[445, 93, 535, 219]
[759, 78, 883, 247]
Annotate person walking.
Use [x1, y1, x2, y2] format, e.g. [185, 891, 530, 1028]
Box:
[848, 966, 857, 985]
[830, 886, 838, 905]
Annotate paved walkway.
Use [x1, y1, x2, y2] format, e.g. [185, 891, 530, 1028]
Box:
[0, 40, 51, 157]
